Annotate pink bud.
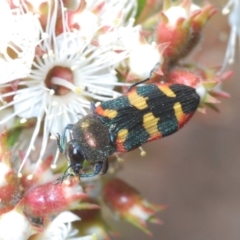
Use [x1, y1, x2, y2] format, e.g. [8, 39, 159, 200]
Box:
[156, 1, 217, 62]
[103, 177, 167, 235]
[22, 177, 87, 218]
[166, 67, 200, 87]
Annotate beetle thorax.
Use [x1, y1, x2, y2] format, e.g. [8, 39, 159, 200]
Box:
[72, 115, 115, 162]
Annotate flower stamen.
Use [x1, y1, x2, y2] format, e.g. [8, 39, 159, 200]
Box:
[51, 77, 82, 94]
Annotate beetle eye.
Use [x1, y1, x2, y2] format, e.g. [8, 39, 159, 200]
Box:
[66, 139, 85, 174]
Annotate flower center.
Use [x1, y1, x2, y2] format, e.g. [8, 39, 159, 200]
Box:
[45, 66, 74, 96]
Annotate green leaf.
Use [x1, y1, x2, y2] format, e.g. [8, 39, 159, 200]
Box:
[7, 127, 22, 147]
[136, 0, 147, 18]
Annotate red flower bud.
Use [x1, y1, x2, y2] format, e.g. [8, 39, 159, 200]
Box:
[22, 177, 87, 219]
[156, 1, 216, 62]
[102, 177, 167, 235]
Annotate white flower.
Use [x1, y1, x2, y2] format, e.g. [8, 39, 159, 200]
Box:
[164, 6, 188, 26]
[0, 1, 40, 83]
[221, 0, 240, 71]
[0, 0, 138, 176]
[31, 211, 98, 240]
[127, 35, 164, 80]
[32, 211, 87, 240]
[163, 3, 200, 27]
[99, 24, 165, 81]
[0, 205, 34, 240]
[70, 0, 137, 40]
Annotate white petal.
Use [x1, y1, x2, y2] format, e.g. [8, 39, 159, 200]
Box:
[13, 87, 45, 118]
[129, 44, 161, 79]
[53, 211, 81, 224]
[164, 6, 187, 26]
[0, 207, 33, 240]
[34, 212, 80, 240]
[0, 6, 40, 83]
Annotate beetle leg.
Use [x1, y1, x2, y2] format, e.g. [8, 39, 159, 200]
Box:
[90, 101, 96, 112]
[56, 124, 75, 153]
[56, 133, 63, 152]
[99, 159, 109, 174]
[79, 163, 102, 177]
[79, 159, 108, 178]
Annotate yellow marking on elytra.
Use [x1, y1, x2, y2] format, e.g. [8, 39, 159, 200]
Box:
[158, 85, 176, 97]
[128, 91, 148, 110]
[117, 129, 128, 141]
[103, 109, 118, 118]
[143, 112, 160, 136]
[81, 121, 90, 128]
[173, 102, 184, 121]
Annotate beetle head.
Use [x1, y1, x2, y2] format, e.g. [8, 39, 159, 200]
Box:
[65, 139, 85, 175]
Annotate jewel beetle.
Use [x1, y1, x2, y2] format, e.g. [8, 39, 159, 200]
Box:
[56, 82, 200, 179]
